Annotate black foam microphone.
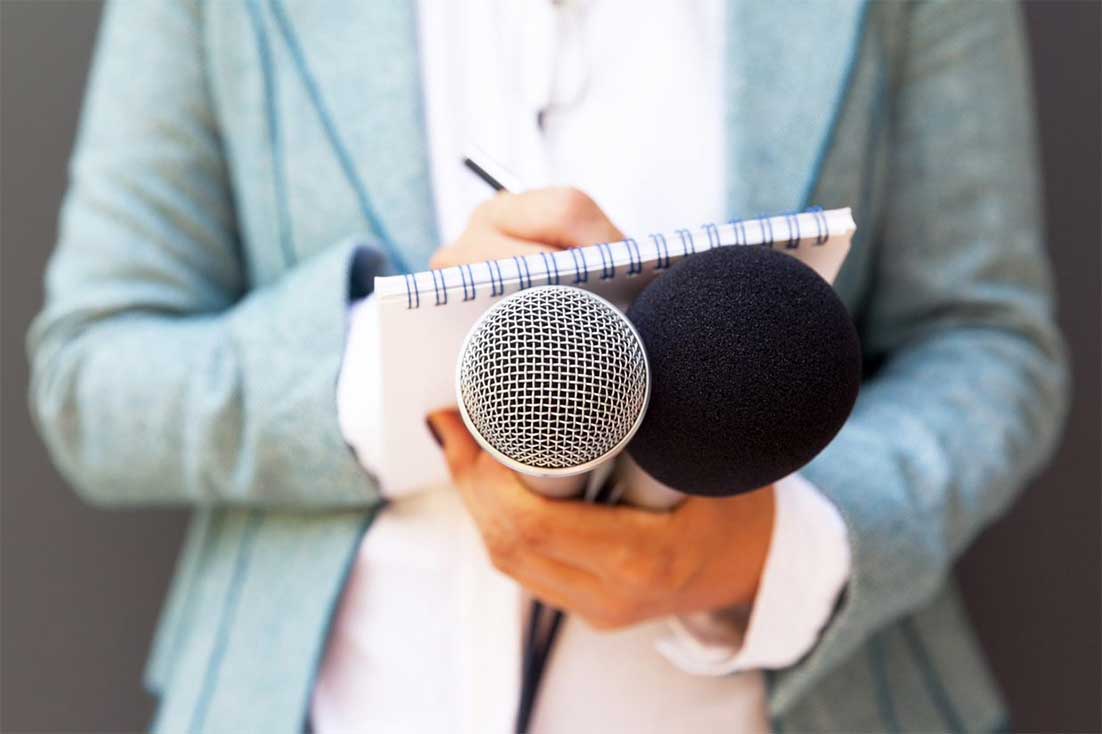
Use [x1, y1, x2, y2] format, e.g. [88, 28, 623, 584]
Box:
[614, 243, 862, 508]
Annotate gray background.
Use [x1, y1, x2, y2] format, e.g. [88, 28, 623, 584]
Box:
[1, 1, 1098, 731]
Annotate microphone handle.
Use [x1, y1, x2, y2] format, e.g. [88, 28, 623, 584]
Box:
[520, 472, 590, 499]
[614, 453, 685, 511]
[519, 456, 684, 507]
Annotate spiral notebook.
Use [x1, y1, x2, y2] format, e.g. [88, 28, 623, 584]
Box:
[374, 207, 856, 494]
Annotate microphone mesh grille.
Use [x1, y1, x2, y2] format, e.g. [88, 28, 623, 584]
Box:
[458, 287, 648, 471]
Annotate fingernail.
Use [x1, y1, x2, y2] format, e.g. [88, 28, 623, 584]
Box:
[425, 417, 443, 448]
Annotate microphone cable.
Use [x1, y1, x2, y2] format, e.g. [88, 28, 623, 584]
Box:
[514, 478, 619, 733]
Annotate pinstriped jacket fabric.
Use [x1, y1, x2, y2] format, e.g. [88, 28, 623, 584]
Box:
[27, 1, 1068, 732]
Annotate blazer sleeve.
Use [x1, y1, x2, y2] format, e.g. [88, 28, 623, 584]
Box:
[771, 2, 1069, 709]
[27, 0, 385, 508]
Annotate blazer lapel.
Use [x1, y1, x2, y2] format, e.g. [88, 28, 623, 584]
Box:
[268, 0, 439, 273]
[725, 0, 870, 218]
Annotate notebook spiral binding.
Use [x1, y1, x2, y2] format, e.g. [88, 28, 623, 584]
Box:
[650, 233, 671, 270]
[407, 206, 837, 310]
[625, 238, 643, 276]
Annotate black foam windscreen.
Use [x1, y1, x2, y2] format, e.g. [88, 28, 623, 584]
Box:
[626, 246, 861, 497]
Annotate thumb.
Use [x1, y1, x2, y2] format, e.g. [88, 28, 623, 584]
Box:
[426, 409, 481, 479]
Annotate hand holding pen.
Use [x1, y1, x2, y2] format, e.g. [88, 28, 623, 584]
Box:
[429, 156, 621, 271]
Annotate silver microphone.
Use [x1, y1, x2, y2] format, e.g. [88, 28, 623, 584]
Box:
[456, 285, 650, 498]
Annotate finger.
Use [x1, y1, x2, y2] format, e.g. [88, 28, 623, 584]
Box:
[429, 415, 529, 542]
[426, 409, 480, 479]
[439, 452, 602, 618]
[474, 188, 624, 248]
[502, 492, 670, 582]
[429, 408, 669, 586]
[495, 547, 624, 623]
[452, 453, 537, 557]
[433, 448, 636, 590]
[513, 555, 651, 630]
[429, 235, 559, 270]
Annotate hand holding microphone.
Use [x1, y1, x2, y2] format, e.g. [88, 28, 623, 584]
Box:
[429, 175, 861, 732]
[432, 240, 863, 621]
[427, 409, 777, 628]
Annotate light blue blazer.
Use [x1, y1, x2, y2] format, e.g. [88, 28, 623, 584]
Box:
[28, 1, 1068, 732]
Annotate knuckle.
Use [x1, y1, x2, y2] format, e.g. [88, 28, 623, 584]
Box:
[429, 251, 451, 269]
[612, 546, 664, 590]
[597, 600, 638, 630]
[514, 510, 547, 548]
[613, 552, 647, 589]
[554, 187, 594, 219]
[431, 241, 470, 269]
[584, 615, 615, 632]
[488, 550, 515, 575]
[471, 195, 501, 226]
[647, 551, 682, 592]
[580, 607, 618, 631]
[616, 548, 693, 599]
[482, 522, 518, 568]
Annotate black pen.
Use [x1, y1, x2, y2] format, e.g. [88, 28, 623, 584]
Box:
[463, 149, 520, 193]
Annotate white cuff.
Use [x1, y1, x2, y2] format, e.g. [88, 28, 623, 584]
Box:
[337, 296, 389, 491]
[655, 473, 850, 675]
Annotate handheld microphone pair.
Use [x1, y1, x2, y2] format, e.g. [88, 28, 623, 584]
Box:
[455, 244, 862, 509]
[453, 244, 862, 733]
